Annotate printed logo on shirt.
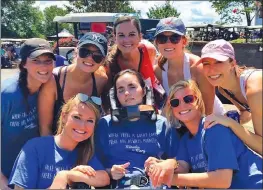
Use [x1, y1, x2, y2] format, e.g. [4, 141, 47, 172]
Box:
[108, 132, 158, 154]
[190, 153, 207, 171]
[9, 106, 38, 129]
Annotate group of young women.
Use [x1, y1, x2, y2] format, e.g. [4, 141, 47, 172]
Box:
[1, 15, 262, 189]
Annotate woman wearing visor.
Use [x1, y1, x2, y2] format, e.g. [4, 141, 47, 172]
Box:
[9, 93, 110, 189]
[153, 17, 225, 115]
[95, 69, 179, 189]
[197, 39, 262, 155]
[1, 38, 55, 189]
[38, 32, 108, 136]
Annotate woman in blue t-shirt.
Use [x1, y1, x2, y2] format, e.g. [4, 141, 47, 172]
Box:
[1, 38, 55, 190]
[95, 69, 180, 189]
[9, 93, 110, 189]
[145, 80, 262, 189]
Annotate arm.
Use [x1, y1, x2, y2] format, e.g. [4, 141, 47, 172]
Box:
[194, 64, 215, 115]
[172, 169, 232, 189]
[243, 74, 262, 155]
[1, 172, 11, 190]
[67, 170, 110, 187]
[38, 76, 57, 136]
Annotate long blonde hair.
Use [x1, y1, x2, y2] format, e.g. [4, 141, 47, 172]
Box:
[163, 80, 205, 128]
[56, 96, 100, 166]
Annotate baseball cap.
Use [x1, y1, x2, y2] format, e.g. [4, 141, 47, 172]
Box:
[154, 17, 186, 37]
[198, 39, 235, 63]
[77, 32, 108, 57]
[20, 38, 55, 60]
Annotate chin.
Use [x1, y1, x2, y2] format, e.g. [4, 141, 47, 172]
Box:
[36, 76, 51, 84]
[79, 64, 97, 73]
[175, 111, 197, 123]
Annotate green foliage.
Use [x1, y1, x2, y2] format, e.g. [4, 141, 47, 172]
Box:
[65, 0, 140, 15]
[43, 6, 73, 37]
[146, 0, 180, 19]
[1, 0, 45, 38]
[210, 0, 257, 26]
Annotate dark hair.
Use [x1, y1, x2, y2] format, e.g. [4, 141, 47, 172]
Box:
[113, 69, 146, 107]
[105, 16, 142, 80]
[18, 58, 30, 112]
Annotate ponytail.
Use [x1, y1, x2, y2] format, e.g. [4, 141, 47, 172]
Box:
[18, 59, 30, 112]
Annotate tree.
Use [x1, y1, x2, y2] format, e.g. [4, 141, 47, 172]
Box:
[65, 0, 140, 15]
[146, 0, 180, 19]
[43, 5, 73, 37]
[210, 0, 260, 26]
[1, 0, 45, 38]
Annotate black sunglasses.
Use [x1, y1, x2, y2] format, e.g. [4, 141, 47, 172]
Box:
[78, 48, 104, 64]
[76, 93, 102, 106]
[170, 95, 196, 108]
[156, 34, 182, 44]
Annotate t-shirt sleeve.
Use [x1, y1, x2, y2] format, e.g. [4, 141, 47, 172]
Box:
[176, 135, 190, 164]
[203, 124, 239, 172]
[94, 118, 108, 167]
[87, 155, 105, 171]
[8, 140, 39, 189]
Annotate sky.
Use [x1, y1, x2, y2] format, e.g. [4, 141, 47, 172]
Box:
[33, 1, 250, 26]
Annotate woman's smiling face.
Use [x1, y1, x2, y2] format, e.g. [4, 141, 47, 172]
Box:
[76, 44, 104, 73]
[62, 103, 96, 143]
[115, 21, 141, 53]
[171, 87, 199, 123]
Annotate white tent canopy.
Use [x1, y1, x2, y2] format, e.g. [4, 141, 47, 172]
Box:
[49, 28, 74, 38]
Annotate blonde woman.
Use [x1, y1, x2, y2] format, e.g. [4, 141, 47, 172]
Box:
[145, 80, 262, 189]
[9, 93, 110, 189]
[198, 39, 262, 155]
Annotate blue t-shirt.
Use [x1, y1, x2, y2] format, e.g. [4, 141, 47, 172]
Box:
[177, 118, 262, 189]
[95, 115, 180, 171]
[9, 136, 104, 189]
[1, 76, 39, 178]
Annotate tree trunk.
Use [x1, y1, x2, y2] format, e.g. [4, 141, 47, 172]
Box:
[243, 0, 251, 26]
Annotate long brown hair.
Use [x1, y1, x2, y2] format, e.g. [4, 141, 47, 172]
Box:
[105, 16, 142, 79]
[56, 97, 100, 166]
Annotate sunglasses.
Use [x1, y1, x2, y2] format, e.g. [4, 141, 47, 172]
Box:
[170, 95, 196, 108]
[76, 93, 102, 106]
[114, 13, 140, 23]
[78, 48, 104, 64]
[156, 34, 182, 44]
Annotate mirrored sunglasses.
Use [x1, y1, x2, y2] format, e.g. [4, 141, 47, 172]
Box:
[78, 48, 104, 64]
[76, 93, 102, 106]
[113, 13, 140, 23]
[156, 34, 182, 44]
[170, 95, 196, 108]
